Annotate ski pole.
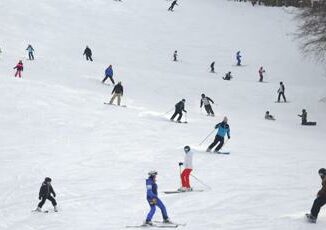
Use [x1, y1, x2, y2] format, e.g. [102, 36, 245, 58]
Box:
[190, 174, 212, 190]
[179, 164, 182, 187]
[162, 108, 174, 116]
[198, 129, 215, 146]
[185, 112, 188, 123]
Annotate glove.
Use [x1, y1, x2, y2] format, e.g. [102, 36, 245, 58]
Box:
[179, 162, 183, 166]
[228, 136, 231, 139]
[53, 193, 56, 197]
[39, 196, 42, 200]
[149, 198, 157, 205]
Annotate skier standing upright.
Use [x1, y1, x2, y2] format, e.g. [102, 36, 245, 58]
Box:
[173, 50, 178, 62]
[170, 99, 187, 123]
[210, 61, 215, 73]
[178, 146, 194, 192]
[236, 51, 242, 66]
[13, 60, 23, 78]
[277, 81, 286, 102]
[36, 177, 58, 212]
[168, 0, 178, 11]
[258, 66, 265, 82]
[206, 116, 230, 153]
[26, 44, 34, 60]
[109, 81, 123, 106]
[102, 65, 115, 84]
[144, 171, 171, 225]
[83, 46, 93, 61]
[306, 168, 326, 223]
[200, 94, 215, 116]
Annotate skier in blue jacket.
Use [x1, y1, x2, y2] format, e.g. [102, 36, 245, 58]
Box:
[102, 65, 115, 84]
[26, 44, 34, 60]
[236, 51, 241, 66]
[145, 171, 171, 226]
[206, 116, 230, 153]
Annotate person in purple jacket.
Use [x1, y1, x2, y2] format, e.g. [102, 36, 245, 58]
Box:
[144, 171, 171, 226]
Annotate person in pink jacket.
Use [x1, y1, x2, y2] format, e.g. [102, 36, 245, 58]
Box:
[13, 60, 23, 78]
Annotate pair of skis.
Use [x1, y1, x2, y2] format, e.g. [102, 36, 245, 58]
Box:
[126, 221, 186, 228]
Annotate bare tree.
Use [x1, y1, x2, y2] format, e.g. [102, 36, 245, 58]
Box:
[296, 1, 326, 61]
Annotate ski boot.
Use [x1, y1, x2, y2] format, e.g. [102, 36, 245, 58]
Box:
[54, 206, 58, 212]
[35, 207, 42, 212]
[186, 187, 193, 192]
[144, 220, 153, 226]
[163, 218, 172, 224]
[206, 148, 211, 153]
[306, 213, 316, 223]
[177, 187, 187, 192]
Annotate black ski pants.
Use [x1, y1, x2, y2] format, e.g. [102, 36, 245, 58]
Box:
[208, 135, 224, 152]
[38, 196, 57, 208]
[310, 196, 326, 218]
[277, 92, 286, 102]
[102, 75, 115, 85]
[204, 105, 214, 115]
[86, 55, 93, 61]
[170, 110, 182, 121]
[28, 52, 34, 60]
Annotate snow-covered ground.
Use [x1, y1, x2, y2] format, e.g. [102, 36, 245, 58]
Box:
[0, 0, 325, 229]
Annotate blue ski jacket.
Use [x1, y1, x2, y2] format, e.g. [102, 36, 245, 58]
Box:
[146, 177, 158, 200]
[215, 122, 230, 138]
[105, 66, 113, 77]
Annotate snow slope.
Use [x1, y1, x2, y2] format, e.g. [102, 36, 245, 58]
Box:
[0, 0, 325, 229]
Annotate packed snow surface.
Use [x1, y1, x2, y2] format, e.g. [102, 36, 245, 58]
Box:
[0, 0, 325, 229]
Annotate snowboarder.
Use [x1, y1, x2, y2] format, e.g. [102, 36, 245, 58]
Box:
[13, 60, 23, 78]
[206, 116, 230, 153]
[144, 171, 171, 226]
[36, 177, 57, 212]
[173, 50, 178, 62]
[236, 51, 242, 66]
[265, 111, 275, 120]
[258, 66, 265, 82]
[26, 44, 34, 60]
[109, 81, 123, 105]
[223, 71, 232, 80]
[168, 0, 178, 11]
[178, 146, 193, 192]
[210, 61, 215, 73]
[306, 168, 326, 223]
[83, 46, 93, 61]
[200, 94, 215, 116]
[298, 109, 317, 126]
[170, 99, 187, 123]
[102, 65, 115, 84]
[277, 81, 286, 102]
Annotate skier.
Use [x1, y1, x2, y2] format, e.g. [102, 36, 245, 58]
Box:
[13, 60, 23, 78]
[200, 94, 215, 116]
[26, 44, 34, 60]
[223, 71, 232, 80]
[206, 116, 230, 153]
[83, 46, 93, 61]
[36, 177, 58, 212]
[265, 111, 275, 120]
[178, 146, 193, 192]
[210, 61, 215, 73]
[102, 65, 115, 84]
[298, 109, 317, 126]
[170, 99, 187, 123]
[145, 171, 171, 226]
[236, 51, 242, 66]
[109, 81, 123, 105]
[277, 81, 286, 102]
[173, 50, 178, 62]
[306, 168, 326, 223]
[258, 66, 265, 82]
[168, 0, 178, 11]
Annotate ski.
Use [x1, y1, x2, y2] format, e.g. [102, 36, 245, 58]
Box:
[104, 102, 127, 107]
[213, 151, 230, 155]
[153, 221, 186, 227]
[163, 189, 204, 194]
[32, 209, 49, 213]
[126, 223, 179, 228]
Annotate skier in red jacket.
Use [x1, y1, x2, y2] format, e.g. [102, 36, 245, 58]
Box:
[14, 60, 23, 78]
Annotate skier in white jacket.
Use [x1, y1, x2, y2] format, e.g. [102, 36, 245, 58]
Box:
[178, 146, 193, 191]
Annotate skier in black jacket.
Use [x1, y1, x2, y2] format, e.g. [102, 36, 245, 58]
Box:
[210, 62, 215, 73]
[168, 0, 178, 11]
[83, 46, 93, 61]
[109, 81, 124, 106]
[298, 109, 317, 126]
[36, 177, 57, 212]
[200, 94, 215, 116]
[170, 99, 187, 122]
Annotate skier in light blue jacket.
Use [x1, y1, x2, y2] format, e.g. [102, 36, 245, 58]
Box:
[26, 45, 34, 60]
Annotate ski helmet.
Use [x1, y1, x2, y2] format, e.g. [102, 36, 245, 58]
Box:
[318, 168, 326, 176]
[148, 170, 158, 177]
[201, 94, 205, 98]
[44, 177, 52, 182]
[184, 146, 191, 153]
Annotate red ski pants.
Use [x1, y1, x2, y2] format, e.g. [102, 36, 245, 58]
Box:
[181, 168, 192, 188]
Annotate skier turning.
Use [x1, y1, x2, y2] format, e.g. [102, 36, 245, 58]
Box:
[168, 0, 178, 11]
[36, 177, 58, 212]
[170, 99, 187, 123]
[83, 46, 93, 61]
[145, 171, 171, 226]
[200, 94, 215, 116]
[206, 116, 230, 153]
[236, 51, 242, 66]
[306, 168, 326, 223]
[26, 44, 35, 60]
[178, 146, 193, 192]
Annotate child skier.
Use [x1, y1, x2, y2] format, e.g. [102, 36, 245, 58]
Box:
[170, 99, 187, 123]
[168, 0, 178, 11]
[13, 60, 23, 78]
[26, 44, 34, 60]
[206, 116, 230, 153]
[102, 65, 115, 84]
[145, 171, 171, 226]
[258, 66, 265, 82]
[236, 51, 242, 66]
[200, 94, 215, 116]
[109, 81, 123, 105]
[178, 146, 193, 192]
[36, 177, 57, 212]
[306, 168, 326, 223]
